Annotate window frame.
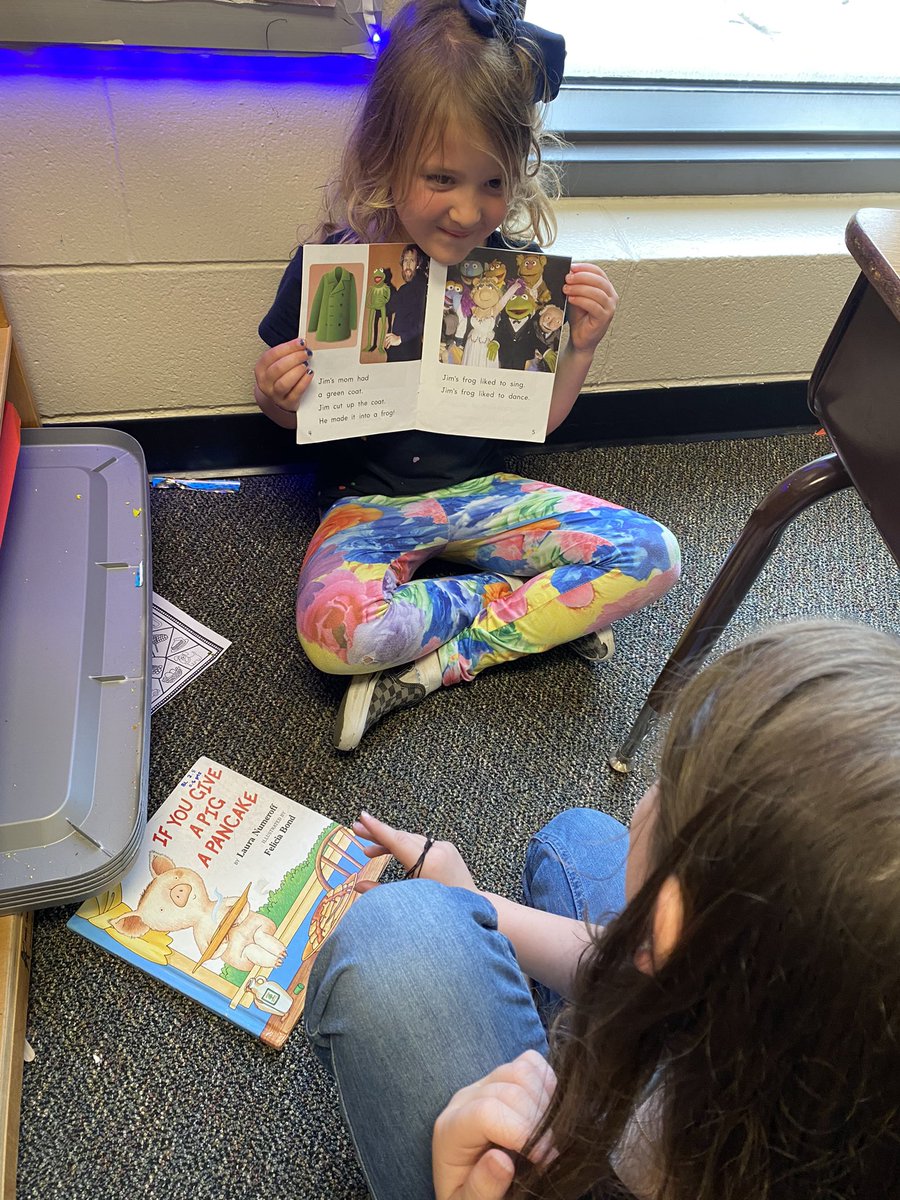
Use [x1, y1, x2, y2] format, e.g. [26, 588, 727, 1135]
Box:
[546, 82, 900, 196]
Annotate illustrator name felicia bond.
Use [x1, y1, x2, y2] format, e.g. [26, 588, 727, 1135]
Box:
[262, 814, 297, 859]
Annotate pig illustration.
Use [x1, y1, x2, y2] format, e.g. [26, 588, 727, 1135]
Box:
[110, 853, 287, 972]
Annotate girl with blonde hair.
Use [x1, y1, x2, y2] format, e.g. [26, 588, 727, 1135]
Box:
[255, 0, 680, 750]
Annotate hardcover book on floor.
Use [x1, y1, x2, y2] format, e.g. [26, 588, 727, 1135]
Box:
[68, 758, 386, 1048]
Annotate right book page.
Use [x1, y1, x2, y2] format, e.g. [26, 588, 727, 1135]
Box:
[418, 246, 572, 443]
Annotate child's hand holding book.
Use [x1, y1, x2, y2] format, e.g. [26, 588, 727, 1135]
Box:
[253, 336, 314, 429]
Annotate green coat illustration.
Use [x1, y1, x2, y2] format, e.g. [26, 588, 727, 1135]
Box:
[308, 265, 359, 343]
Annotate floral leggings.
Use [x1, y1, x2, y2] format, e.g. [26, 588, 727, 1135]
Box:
[296, 472, 681, 685]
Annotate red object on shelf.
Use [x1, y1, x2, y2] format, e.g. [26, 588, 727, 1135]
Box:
[0, 401, 22, 549]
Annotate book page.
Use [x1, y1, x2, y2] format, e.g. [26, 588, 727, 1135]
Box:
[418, 246, 571, 443]
[296, 243, 426, 444]
[295, 243, 572, 445]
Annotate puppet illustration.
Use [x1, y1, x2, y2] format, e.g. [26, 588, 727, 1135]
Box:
[515, 253, 551, 306]
[456, 277, 520, 367]
[483, 258, 508, 290]
[363, 265, 393, 353]
[442, 280, 464, 343]
[525, 304, 564, 372]
[458, 258, 484, 317]
[109, 853, 287, 973]
[495, 293, 541, 370]
[538, 303, 564, 345]
[525, 348, 558, 372]
[460, 259, 483, 287]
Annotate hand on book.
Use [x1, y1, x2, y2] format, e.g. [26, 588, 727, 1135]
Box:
[351, 811, 477, 893]
[253, 337, 315, 428]
[562, 262, 618, 354]
[432, 1049, 558, 1200]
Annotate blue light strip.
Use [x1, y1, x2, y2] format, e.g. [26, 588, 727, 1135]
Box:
[0, 42, 377, 85]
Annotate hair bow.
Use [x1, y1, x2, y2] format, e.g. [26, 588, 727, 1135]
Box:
[458, 0, 567, 103]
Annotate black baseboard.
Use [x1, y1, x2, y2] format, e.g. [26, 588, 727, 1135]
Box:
[58, 380, 815, 475]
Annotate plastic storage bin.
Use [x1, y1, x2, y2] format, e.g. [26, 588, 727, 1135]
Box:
[0, 428, 151, 914]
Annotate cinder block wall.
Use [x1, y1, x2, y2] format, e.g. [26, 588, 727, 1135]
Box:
[0, 52, 892, 424]
[0, 59, 361, 422]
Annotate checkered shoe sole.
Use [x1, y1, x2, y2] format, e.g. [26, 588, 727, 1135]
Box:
[365, 671, 427, 731]
[333, 666, 429, 751]
[569, 628, 616, 663]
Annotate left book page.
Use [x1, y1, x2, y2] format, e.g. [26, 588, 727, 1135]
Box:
[68, 758, 387, 1049]
[297, 242, 425, 443]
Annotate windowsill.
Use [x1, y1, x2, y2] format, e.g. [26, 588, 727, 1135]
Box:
[548, 192, 900, 391]
[550, 192, 900, 261]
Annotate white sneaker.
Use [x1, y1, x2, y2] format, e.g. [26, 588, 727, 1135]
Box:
[495, 572, 527, 591]
[569, 627, 616, 664]
[332, 651, 442, 752]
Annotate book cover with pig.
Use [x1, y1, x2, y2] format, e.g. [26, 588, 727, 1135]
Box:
[68, 757, 387, 1049]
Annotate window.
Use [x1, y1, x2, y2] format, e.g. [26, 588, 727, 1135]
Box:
[527, 0, 900, 195]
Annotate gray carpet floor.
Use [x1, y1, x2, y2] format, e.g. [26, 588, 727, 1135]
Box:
[17, 431, 899, 1199]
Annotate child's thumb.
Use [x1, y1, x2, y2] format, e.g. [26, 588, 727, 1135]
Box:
[461, 1148, 516, 1200]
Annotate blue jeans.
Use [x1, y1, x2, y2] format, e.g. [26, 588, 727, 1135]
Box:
[304, 808, 629, 1199]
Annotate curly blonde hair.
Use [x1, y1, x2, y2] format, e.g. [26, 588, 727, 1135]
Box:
[312, 0, 560, 248]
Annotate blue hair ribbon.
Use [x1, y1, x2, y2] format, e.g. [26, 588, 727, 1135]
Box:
[458, 0, 566, 103]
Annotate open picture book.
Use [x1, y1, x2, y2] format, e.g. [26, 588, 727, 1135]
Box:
[68, 759, 387, 1049]
[297, 242, 572, 445]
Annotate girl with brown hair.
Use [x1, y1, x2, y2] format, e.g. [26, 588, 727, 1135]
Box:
[306, 619, 900, 1198]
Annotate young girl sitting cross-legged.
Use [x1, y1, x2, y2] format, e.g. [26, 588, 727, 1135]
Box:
[305, 619, 900, 1199]
[254, 0, 681, 750]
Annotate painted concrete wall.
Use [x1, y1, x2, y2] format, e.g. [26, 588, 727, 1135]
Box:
[0, 57, 896, 424]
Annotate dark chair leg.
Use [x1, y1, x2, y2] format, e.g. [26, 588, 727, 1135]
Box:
[609, 453, 852, 773]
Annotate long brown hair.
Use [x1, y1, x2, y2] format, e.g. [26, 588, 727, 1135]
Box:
[312, 0, 560, 247]
[517, 620, 900, 1199]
